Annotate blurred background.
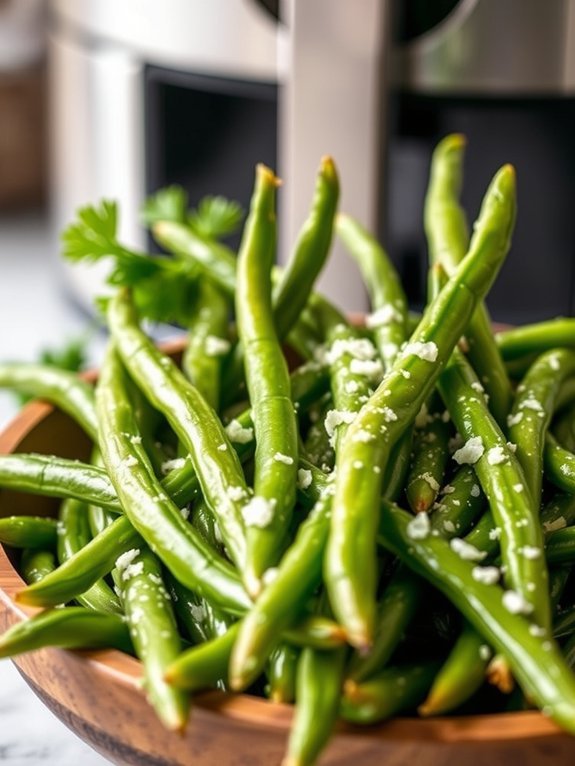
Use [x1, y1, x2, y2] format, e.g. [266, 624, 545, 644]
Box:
[2, 0, 575, 760]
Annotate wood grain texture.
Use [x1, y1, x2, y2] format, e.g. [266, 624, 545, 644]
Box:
[1, 341, 575, 765]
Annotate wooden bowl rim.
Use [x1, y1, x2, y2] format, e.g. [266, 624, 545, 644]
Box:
[0, 338, 567, 746]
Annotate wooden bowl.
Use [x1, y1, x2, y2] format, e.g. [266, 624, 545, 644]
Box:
[1, 342, 575, 765]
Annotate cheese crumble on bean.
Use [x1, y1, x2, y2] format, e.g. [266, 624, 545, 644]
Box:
[406, 512, 431, 540]
[453, 436, 485, 465]
[242, 496, 276, 528]
[450, 537, 487, 562]
[401, 340, 439, 363]
[225, 419, 254, 444]
[204, 335, 231, 356]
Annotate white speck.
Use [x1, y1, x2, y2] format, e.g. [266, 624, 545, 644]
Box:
[217, 443, 228, 451]
[450, 538, 487, 562]
[507, 412, 523, 427]
[549, 355, 561, 372]
[400, 370, 411, 379]
[242, 496, 276, 528]
[122, 455, 139, 468]
[382, 342, 399, 360]
[513, 483, 524, 493]
[122, 561, 144, 581]
[402, 340, 439, 362]
[366, 304, 403, 328]
[520, 398, 543, 412]
[205, 335, 231, 356]
[225, 419, 254, 444]
[529, 624, 547, 637]
[487, 446, 507, 465]
[489, 527, 502, 541]
[502, 590, 533, 615]
[442, 484, 455, 495]
[273, 452, 294, 465]
[353, 460, 364, 470]
[453, 436, 485, 465]
[543, 516, 567, 533]
[297, 468, 312, 490]
[130, 435, 142, 445]
[479, 644, 492, 661]
[406, 512, 431, 540]
[345, 379, 360, 394]
[116, 549, 140, 574]
[190, 603, 206, 622]
[415, 402, 432, 428]
[379, 406, 398, 423]
[352, 428, 375, 443]
[180, 507, 190, 520]
[507, 441, 517, 453]
[160, 457, 186, 475]
[520, 545, 541, 560]
[443, 520, 456, 533]
[262, 567, 279, 587]
[472, 566, 500, 585]
[470, 484, 481, 498]
[516, 519, 529, 528]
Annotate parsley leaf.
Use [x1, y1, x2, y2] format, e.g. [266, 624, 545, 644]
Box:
[188, 196, 244, 240]
[140, 186, 188, 227]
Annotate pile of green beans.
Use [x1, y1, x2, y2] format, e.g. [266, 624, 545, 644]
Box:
[4, 141, 575, 765]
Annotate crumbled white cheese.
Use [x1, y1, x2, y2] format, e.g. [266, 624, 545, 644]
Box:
[420, 472, 440, 492]
[443, 520, 456, 533]
[502, 590, 534, 615]
[273, 452, 294, 465]
[450, 538, 487, 562]
[507, 441, 517, 453]
[472, 566, 500, 585]
[380, 406, 398, 423]
[242, 496, 276, 528]
[543, 516, 567, 533]
[487, 446, 507, 465]
[489, 527, 502, 541]
[513, 483, 524, 493]
[548, 354, 561, 372]
[325, 337, 377, 365]
[520, 545, 542, 560]
[352, 428, 375, 443]
[122, 455, 139, 468]
[520, 398, 543, 412]
[507, 411, 523, 427]
[415, 403, 432, 428]
[345, 379, 360, 395]
[406, 512, 431, 540]
[227, 485, 246, 502]
[382, 342, 399, 360]
[402, 340, 439, 363]
[122, 561, 144, 582]
[453, 436, 485, 465]
[470, 484, 481, 498]
[204, 335, 231, 356]
[400, 369, 411, 379]
[365, 304, 403, 328]
[442, 484, 455, 495]
[297, 468, 313, 490]
[115, 549, 140, 574]
[349, 358, 383, 378]
[225, 419, 254, 444]
[130, 435, 142, 445]
[160, 457, 186, 475]
[324, 409, 357, 443]
[180, 507, 190, 520]
[217, 443, 228, 452]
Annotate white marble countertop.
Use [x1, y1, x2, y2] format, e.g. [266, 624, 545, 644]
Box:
[0, 214, 111, 765]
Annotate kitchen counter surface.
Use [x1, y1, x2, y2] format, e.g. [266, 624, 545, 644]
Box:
[0, 213, 110, 765]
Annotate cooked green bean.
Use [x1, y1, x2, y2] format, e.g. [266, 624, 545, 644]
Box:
[0, 516, 57, 549]
[20, 548, 56, 585]
[496, 318, 575, 360]
[326, 164, 516, 649]
[267, 644, 299, 704]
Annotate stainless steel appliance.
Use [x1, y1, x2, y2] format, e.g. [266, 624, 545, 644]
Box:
[49, 0, 575, 321]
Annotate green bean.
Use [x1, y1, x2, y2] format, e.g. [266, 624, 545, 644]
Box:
[439, 349, 551, 632]
[377, 497, 575, 734]
[554, 604, 575, 639]
[342, 661, 442, 724]
[382, 428, 413, 503]
[20, 548, 56, 585]
[496, 318, 575, 361]
[325, 164, 516, 649]
[0, 516, 57, 549]
[283, 646, 346, 766]
[168, 574, 233, 648]
[107, 293, 250, 569]
[165, 623, 240, 691]
[235, 164, 298, 594]
[302, 399, 335, 472]
[112, 546, 189, 731]
[18, 515, 141, 608]
[0, 362, 98, 441]
[419, 621, 490, 716]
[0, 454, 121, 511]
[424, 133, 512, 424]
[508, 349, 575, 504]
[544, 433, 575, 494]
[546, 527, 575, 565]
[95, 343, 251, 613]
[405, 405, 451, 513]
[0, 607, 132, 659]
[182, 277, 230, 410]
[272, 156, 339, 340]
[336, 213, 408, 371]
[563, 632, 575, 670]
[57, 497, 122, 615]
[267, 644, 299, 704]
